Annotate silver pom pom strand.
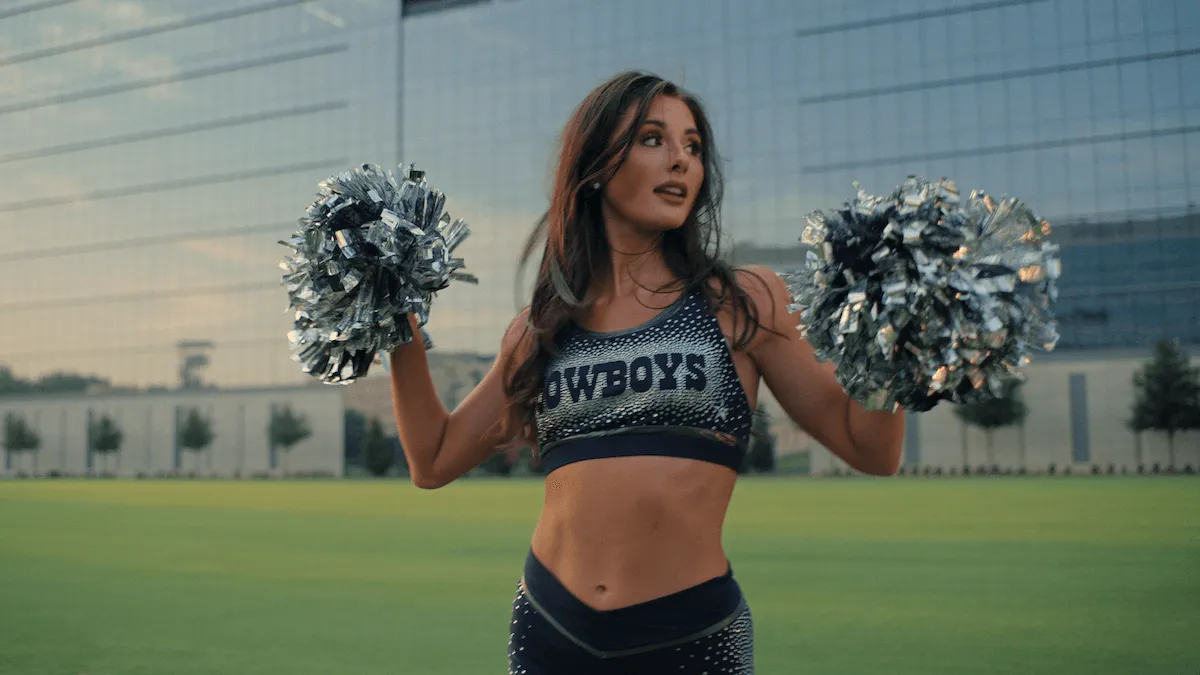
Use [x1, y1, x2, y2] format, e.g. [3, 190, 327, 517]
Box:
[781, 176, 1061, 412]
[279, 163, 477, 384]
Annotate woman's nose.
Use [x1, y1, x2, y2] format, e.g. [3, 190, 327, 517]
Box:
[669, 142, 688, 172]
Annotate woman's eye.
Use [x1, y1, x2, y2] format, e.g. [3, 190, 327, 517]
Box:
[687, 142, 703, 155]
[641, 135, 661, 147]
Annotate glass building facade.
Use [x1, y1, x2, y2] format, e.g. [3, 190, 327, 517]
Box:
[2, 0, 1198, 389]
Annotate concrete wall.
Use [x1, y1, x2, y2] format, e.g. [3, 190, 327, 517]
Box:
[762, 351, 1200, 474]
[343, 347, 1200, 475]
[343, 351, 495, 436]
[0, 385, 345, 477]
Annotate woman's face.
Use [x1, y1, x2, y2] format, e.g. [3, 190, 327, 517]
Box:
[600, 94, 704, 233]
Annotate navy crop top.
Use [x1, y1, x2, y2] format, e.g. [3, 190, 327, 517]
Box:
[534, 285, 753, 474]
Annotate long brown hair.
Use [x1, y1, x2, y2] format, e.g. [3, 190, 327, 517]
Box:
[504, 71, 769, 445]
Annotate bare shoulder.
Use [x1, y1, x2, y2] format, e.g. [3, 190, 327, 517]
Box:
[734, 263, 801, 338]
[496, 306, 535, 371]
[700, 264, 792, 357]
[733, 264, 787, 307]
[500, 306, 532, 349]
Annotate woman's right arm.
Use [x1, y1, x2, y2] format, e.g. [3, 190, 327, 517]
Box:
[388, 309, 532, 489]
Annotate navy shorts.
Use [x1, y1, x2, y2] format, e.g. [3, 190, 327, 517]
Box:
[508, 550, 754, 674]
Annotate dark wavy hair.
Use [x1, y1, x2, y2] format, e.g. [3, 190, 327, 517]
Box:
[503, 71, 769, 447]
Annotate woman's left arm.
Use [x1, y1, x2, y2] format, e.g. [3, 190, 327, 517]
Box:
[737, 265, 905, 476]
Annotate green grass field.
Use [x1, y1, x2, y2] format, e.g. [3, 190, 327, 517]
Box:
[0, 477, 1196, 675]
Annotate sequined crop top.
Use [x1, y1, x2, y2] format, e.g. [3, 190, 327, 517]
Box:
[534, 285, 753, 474]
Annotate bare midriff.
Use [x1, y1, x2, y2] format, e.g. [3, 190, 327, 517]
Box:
[528, 453, 739, 611]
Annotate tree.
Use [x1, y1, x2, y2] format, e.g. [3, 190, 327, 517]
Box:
[444, 372, 465, 410]
[1126, 415, 1149, 470]
[362, 417, 393, 477]
[518, 444, 546, 475]
[3, 412, 40, 473]
[959, 418, 970, 472]
[177, 408, 214, 472]
[0, 366, 109, 397]
[953, 380, 1028, 469]
[37, 372, 109, 394]
[344, 410, 367, 469]
[479, 446, 516, 476]
[740, 406, 776, 474]
[269, 405, 312, 474]
[89, 414, 123, 474]
[0, 366, 32, 397]
[1130, 339, 1200, 469]
[389, 435, 409, 476]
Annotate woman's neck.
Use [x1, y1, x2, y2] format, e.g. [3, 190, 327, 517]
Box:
[598, 220, 675, 300]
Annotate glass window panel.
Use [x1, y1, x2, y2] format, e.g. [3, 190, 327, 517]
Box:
[1147, 58, 1184, 128]
[1085, 0, 1119, 60]
[1143, 0, 1179, 51]
[898, 90, 930, 158]
[1178, 0, 1200, 48]
[1061, 70, 1093, 128]
[728, 41, 753, 97]
[1164, 291, 1193, 328]
[1180, 55, 1200, 118]
[945, 13, 978, 80]
[844, 26, 875, 85]
[1057, 0, 1091, 63]
[1037, 147, 1071, 208]
[1118, 62, 1154, 133]
[1006, 76, 1037, 144]
[1066, 144, 1099, 214]
[1116, 0, 1148, 42]
[1027, 1, 1060, 68]
[859, 96, 892, 163]
[747, 39, 773, 93]
[1184, 132, 1200, 205]
[977, 81, 1008, 145]
[1094, 139, 1128, 189]
[915, 18, 947, 81]
[861, 164, 888, 199]
[1125, 140, 1155, 193]
[822, 169, 858, 205]
[971, 7, 1004, 63]
[969, 149, 1006, 197]
[775, 102, 801, 159]
[773, 41, 800, 100]
[796, 38, 825, 96]
[799, 103, 824, 153]
[750, 104, 778, 159]
[1090, 65, 1123, 129]
[1152, 134, 1188, 187]
[997, 4, 1033, 71]
[950, 82, 981, 148]
[729, 108, 753, 161]
[918, 92, 952, 157]
[822, 100, 850, 148]
[1032, 73, 1067, 141]
[818, 34, 849, 90]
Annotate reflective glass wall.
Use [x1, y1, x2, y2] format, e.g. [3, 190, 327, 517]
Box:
[1, 0, 401, 387]
[405, 0, 1200, 355]
[2, 0, 1198, 390]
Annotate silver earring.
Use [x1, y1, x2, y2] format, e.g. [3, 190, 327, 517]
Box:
[591, 182, 601, 189]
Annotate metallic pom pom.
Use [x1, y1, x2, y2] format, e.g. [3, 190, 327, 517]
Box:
[279, 163, 477, 384]
[781, 176, 1061, 412]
